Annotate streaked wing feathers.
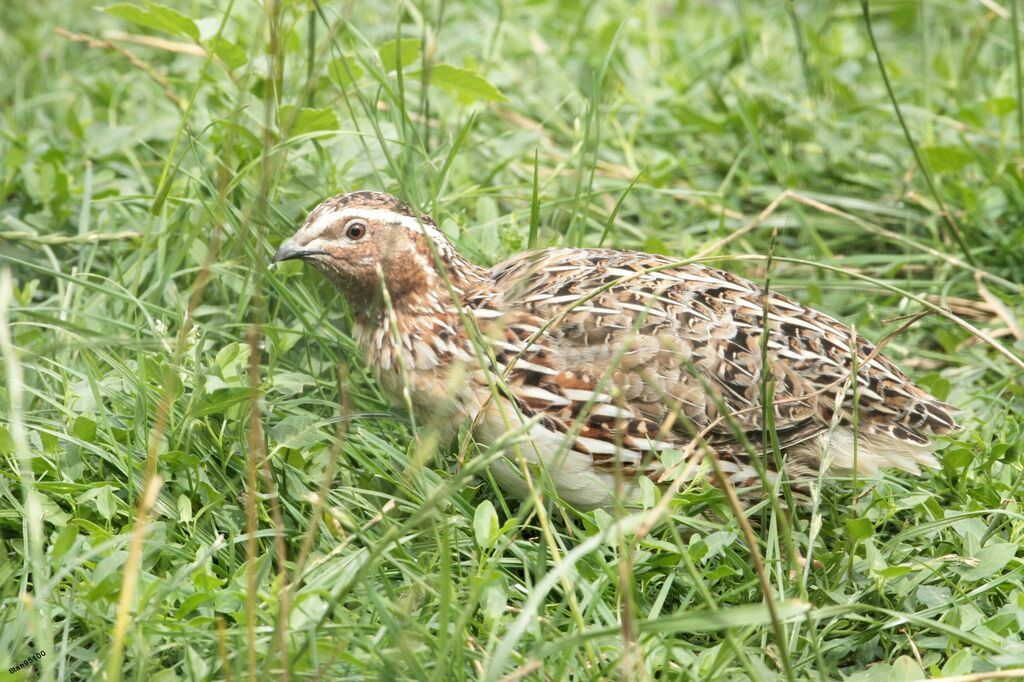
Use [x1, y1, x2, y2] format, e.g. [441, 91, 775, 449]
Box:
[470, 247, 958, 475]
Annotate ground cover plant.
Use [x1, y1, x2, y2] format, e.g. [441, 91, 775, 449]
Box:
[1, 0, 1023, 679]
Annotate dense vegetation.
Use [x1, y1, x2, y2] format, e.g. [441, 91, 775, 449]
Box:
[1, 1, 1023, 679]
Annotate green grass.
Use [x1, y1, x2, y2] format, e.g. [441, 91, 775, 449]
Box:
[2, 0, 1024, 679]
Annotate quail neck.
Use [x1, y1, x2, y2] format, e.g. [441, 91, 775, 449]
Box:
[275, 190, 959, 510]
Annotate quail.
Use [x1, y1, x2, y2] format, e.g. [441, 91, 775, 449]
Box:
[274, 191, 959, 509]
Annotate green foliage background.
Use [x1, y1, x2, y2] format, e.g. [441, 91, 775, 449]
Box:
[1, 0, 1023, 680]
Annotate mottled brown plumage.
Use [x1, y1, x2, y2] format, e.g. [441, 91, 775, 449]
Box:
[274, 191, 959, 508]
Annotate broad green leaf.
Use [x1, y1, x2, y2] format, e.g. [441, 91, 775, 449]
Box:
[876, 565, 912, 579]
[943, 447, 973, 470]
[700, 530, 737, 564]
[51, 523, 79, 561]
[79, 485, 118, 521]
[379, 38, 421, 72]
[917, 373, 951, 401]
[207, 37, 246, 69]
[706, 565, 739, 581]
[175, 592, 214, 619]
[846, 663, 892, 682]
[941, 648, 973, 676]
[73, 415, 97, 443]
[411, 64, 507, 104]
[961, 543, 1017, 581]
[214, 342, 249, 376]
[845, 517, 874, 542]
[177, 493, 192, 523]
[89, 550, 129, 597]
[191, 387, 250, 417]
[96, 486, 117, 521]
[185, 647, 210, 680]
[35, 492, 71, 527]
[279, 105, 339, 137]
[887, 656, 925, 681]
[920, 145, 975, 173]
[482, 581, 507, 621]
[270, 414, 324, 450]
[289, 594, 329, 630]
[916, 584, 952, 610]
[103, 2, 199, 41]
[986, 97, 1017, 116]
[893, 492, 931, 510]
[642, 235, 671, 256]
[327, 56, 364, 87]
[270, 370, 316, 396]
[193, 569, 223, 591]
[163, 450, 202, 471]
[473, 499, 498, 548]
[0, 425, 13, 455]
[75, 518, 111, 541]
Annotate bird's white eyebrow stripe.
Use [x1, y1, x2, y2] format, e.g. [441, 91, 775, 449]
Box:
[310, 207, 450, 247]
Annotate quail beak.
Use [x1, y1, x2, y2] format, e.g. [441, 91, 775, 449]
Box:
[272, 239, 327, 264]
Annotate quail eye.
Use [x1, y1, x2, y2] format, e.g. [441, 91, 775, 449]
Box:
[344, 220, 368, 241]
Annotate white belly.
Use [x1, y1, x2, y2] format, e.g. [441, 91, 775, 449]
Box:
[473, 396, 640, 510]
